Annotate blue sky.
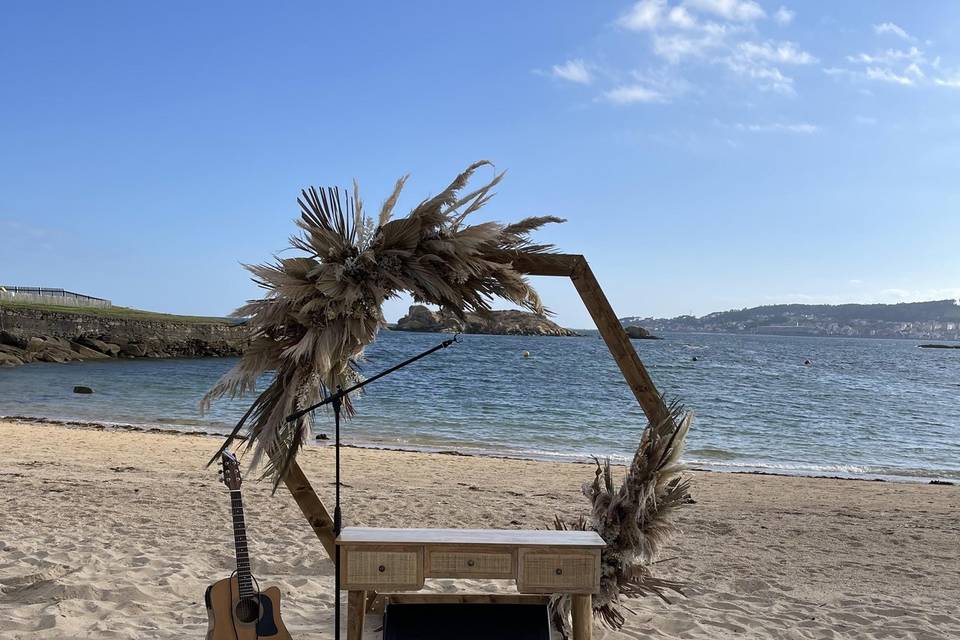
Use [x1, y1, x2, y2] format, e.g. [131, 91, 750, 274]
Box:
[1, 1, 958, 327]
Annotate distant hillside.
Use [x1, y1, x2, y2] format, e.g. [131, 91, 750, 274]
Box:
[620, 299, 960, 340]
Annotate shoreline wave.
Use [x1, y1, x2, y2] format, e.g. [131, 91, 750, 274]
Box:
[4, 413, 955, 485]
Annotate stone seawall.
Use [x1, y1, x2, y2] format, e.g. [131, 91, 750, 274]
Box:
[0, 307, 249, 367]
[0, 291, 112, 308]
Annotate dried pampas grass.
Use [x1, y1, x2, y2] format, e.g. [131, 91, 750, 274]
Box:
[551, 400, 692, 636]
[201, 162, 563, 484]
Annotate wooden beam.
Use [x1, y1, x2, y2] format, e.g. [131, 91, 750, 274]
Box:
[568, 257, 671, 426]
[510, 252, 581, 277]
[279, 250, 670, 574]
[282, 460, 337, 561]
[379, 594, 550, 605]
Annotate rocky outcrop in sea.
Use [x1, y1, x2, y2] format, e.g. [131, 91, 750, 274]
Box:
[394, 305, 578, 337]
[624, 325, 661, 340]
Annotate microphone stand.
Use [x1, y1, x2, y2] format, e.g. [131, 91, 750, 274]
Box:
[285, 334, 460, 640]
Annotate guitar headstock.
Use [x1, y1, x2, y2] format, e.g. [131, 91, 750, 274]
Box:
[219, 451, 242, 490]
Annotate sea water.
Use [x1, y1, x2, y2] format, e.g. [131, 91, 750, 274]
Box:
[1, 331, 958, 482]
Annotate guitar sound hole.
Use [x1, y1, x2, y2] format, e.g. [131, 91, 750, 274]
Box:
[235, 596, 261, 624]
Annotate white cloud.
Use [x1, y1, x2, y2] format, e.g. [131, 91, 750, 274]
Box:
[618, 0, 667, 31]
[551, 59, 593, 84]
[773, 6, 794, 25]
[722, 41, 815, 94]
[632, 68, 692, 98]
[725, 59, 795, 93]
[826, 36, 960, 93]
[684, 0, 765, 22]
[873, 22, 912, 41]
[616, 0, 820, 96]
[905, 62, 925, 79]
[735, 122, 819, 134]
[653, 32, 725, 62]
[737, 41, 817, 65]
[834, 39, 960, 92]
[822, 67, 853, 77]
[619, 0, 728, 32]
[846, 53, 873, 64]
[667, 5, 698, 29]
[847, 47, 925, 66]
[581, 0, 820, 102]
[865, 66, 914, 85]
[854, 115, 878, 125]
[603, 84, 667, 104]
[934, 74, 960, 88]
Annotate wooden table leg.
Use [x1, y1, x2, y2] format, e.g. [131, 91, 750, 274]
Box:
[364, 590, 380, 614]
[571, 593, 592, 640]
[347, 590, 366, 640]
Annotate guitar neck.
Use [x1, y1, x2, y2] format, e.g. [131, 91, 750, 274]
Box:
[229, 490, 255, 598]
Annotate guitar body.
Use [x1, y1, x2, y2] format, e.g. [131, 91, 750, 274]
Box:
[205, 575, 291, 640]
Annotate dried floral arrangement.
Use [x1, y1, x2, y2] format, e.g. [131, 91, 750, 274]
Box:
[202, 162, 563, 479]
[551, 401, 691, 637]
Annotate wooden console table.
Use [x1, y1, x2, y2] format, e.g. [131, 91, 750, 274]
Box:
[336, 527, 605, 640]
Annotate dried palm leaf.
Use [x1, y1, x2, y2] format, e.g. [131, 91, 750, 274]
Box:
[201, 162, 564, 485]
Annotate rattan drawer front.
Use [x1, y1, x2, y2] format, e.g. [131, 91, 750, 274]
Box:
[426, 549, 514, 578]
[517, 549, 600, 593]
[342, 547, 423, 590]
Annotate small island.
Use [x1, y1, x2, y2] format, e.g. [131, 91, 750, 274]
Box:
[393, 305, 578, 337]
[624, 325, 661, 340]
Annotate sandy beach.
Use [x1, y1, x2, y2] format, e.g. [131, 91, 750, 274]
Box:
[1, 418, 958, 639]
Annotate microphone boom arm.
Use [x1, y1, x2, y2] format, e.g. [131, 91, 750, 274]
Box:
[285, 333, 460, 423]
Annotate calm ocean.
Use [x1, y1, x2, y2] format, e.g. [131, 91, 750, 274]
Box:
[1, 331, 958, 482]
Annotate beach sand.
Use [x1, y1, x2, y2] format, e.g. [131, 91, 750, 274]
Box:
[0, 419, 958, 639]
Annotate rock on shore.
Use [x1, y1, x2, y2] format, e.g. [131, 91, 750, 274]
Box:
[394, 305, 578, 337]
[0, 307, 247, 367]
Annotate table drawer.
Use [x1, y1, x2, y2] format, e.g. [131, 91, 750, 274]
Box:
[517, 549, 600, 593]
[426, 549, 514, 578]
[342, 546, 423, 590]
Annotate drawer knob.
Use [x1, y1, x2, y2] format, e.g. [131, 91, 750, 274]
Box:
[555, 568, 563, 576]
[467, 559, 475, 567]
[378, 565, 386, 573]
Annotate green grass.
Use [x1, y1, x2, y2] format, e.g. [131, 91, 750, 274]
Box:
[0, 300, 238, 325]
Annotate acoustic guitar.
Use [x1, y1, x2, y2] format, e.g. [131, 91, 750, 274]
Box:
[205, 451, 292, 640]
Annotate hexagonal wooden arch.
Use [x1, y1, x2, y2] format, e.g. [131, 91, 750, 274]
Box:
[279, 252, 671, 562]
